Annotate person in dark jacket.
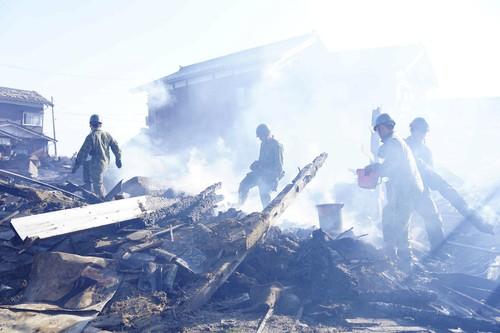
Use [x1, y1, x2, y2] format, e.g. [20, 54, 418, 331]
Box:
[72, 114, 122, 198]
[239, 124, 284, 208]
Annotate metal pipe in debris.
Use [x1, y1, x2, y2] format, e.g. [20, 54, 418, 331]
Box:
[0, 168, 84, 201]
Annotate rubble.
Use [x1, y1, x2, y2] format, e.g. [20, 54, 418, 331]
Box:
[0, 168, 85, 201]
[0, 152, 498, 332]
[122, 176, 162, 197]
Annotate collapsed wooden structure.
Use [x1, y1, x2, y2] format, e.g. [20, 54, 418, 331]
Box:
[0, 152, 498, 332]
[0, 153, 338, 332]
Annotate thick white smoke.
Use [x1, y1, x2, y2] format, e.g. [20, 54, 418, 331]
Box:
[109, 43, 499, 249]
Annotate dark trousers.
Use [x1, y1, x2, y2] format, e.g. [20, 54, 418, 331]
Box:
[414, 191, 445, 250]
[83, 161, 106, 198]
[238, 172, 275, 208]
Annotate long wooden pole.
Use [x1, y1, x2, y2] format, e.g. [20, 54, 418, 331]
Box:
[180, 153, 328, 312]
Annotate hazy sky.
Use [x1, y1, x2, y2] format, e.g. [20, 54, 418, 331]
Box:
[1, 0, 499, 155]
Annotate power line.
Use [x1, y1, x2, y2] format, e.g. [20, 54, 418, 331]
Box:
[54, 112, 144, 122]
[0, 63, 133, 81]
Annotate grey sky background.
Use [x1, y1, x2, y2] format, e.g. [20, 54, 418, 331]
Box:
[1, 0, 499, 155]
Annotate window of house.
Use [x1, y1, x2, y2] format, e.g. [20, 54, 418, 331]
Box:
[22, 112, 43, 126]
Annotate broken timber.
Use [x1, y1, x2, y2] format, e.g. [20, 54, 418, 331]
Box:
[179, 153, 328, 312]
[0, 178, 78, 206]
[104, 180, 123, 201]
[256, 284, 282, 333]
[0, 168, 85, 201]
[10, 196, 161, 240]
[65, 181, 103, 204]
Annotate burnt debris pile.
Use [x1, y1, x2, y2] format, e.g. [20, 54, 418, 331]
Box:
[0, 153, 499, 333]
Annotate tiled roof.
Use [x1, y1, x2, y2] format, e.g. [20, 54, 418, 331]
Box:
[0, 86, 52, 106]
[0, 121, 56, 142]
[136, 35, 437, 93]
[0, 128, 22, 141]
[137, 33, 322, 89]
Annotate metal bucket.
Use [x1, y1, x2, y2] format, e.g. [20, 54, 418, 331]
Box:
[316, 203, 344, 235]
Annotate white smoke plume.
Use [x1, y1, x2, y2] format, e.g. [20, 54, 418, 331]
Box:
[146, 81, 175, 109]
[109, 43, 499, 249]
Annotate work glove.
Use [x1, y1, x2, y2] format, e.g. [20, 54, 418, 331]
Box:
[116, 159, 122, 169]
[364, 163, 381, 175]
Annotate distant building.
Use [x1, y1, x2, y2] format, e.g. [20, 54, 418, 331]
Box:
[0, 86, 56, 159]
[137, 34, 436, 151]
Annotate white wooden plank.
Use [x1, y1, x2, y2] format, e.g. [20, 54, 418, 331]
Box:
[11, 196, 152, 240]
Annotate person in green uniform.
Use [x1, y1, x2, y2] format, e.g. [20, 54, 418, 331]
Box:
[239, 124, 284, 208]
[72, 114, 122, 198]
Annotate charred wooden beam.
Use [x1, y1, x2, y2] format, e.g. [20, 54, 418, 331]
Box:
[104, 180, 123, 202]
[0, 210, 19, 226]
[256, 284, 282, 333]
[65, 181, 103, 204]
[355, 301, 500, 332]
[179, 153, 327, 312]
[246, 153, 328, 250]
[150, 248, 198, 274]
[143, 182, 222, 226]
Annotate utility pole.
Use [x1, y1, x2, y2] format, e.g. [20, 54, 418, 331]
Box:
[51, 96, 58, 158]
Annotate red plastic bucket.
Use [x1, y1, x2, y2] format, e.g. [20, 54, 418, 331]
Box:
[356, 168, 380, 189]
